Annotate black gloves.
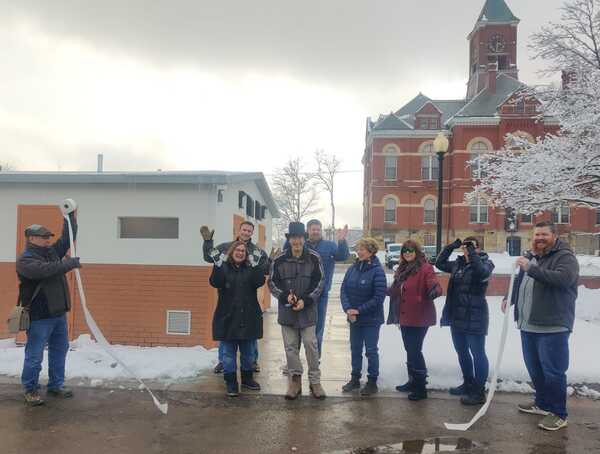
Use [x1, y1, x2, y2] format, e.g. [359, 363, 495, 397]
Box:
[450, 238, 462, 250]
[63, 257, 82, 271]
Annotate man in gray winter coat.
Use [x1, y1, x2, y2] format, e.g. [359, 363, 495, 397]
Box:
[269, 222, 325, 400]
[503, 221, 579, 432]
[17, 214, 81, 406]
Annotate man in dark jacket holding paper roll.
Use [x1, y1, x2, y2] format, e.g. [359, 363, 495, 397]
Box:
[504, 221, 578, 432]
[16, 212, 81, 406]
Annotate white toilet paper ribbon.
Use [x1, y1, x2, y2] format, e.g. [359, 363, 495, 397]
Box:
[444, 264, 518, 431]
[62, 204, 168, 414]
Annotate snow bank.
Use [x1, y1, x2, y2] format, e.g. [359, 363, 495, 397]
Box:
[576, 286, 600, 324]
[0, 334, 217, 382]
[378, 295, 600, 394]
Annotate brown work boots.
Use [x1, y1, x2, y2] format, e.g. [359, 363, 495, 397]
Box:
[285, 375, 302, 400]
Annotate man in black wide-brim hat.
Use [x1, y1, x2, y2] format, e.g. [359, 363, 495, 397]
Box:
[269, 222, 326, 400]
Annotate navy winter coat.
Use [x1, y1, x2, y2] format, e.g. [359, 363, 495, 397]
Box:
[340, 256, 387, 326]
[436, 245, 495, 335]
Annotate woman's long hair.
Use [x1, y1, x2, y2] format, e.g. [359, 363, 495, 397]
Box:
[394, 239, 426, 281]
[226, 240, 248, 265]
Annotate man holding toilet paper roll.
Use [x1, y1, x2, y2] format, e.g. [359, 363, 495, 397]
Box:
[201, 220, 269, 374]
[16, 207, 81, 406]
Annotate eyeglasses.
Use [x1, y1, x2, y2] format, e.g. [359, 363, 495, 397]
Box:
[401, 247, 416, 254]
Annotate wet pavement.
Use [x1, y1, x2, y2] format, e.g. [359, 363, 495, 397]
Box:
[0, 384, 599, 454]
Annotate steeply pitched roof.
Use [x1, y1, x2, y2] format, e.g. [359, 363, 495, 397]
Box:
[387, 95, 467, 129]
[477, 0, 519, 23]
[372, 112, 414, 131]
[450, 73, 525, 119]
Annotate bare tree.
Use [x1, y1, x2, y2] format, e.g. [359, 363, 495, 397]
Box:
[270, 157, 320, 241]
[314, 150, 342, 240]
[0, 162, 15, 171]
[530, 0, 600, 72]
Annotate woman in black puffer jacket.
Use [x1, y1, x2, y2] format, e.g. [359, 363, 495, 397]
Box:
[209, 241, 266, 397]
[436, 237, 495, 406]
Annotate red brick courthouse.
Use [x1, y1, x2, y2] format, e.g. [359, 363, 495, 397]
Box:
[363, 0, 600, 255]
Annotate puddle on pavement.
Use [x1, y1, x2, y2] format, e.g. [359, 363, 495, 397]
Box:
[326, 437, 485, 454]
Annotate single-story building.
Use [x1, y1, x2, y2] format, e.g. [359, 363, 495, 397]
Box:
[0, 171, 279, 347]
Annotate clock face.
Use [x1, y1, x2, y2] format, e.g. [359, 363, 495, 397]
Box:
[488, 34, 506, 53]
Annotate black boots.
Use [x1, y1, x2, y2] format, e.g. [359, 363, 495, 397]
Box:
[224, 372, 239, 397]
[396, 363, 414, 393]
[461, 384, 486, 406]
[449, 377, 473, 396]
[342, 376, 361, 393]
[407, 369, 428, 401]
[241, 370, 261, 391]
[360, 378, 379, 396]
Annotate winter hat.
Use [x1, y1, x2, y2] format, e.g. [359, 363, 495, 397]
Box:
[286, 222, 307, 239]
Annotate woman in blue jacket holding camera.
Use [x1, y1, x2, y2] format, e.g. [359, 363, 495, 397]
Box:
[340, 238, 387, 396]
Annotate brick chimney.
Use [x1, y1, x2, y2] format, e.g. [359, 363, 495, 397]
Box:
[487, 62, 498, 94]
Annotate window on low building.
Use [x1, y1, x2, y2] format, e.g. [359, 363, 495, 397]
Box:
[469, 197, 488, 224]
[470, 141, 489, 179]
[552, 202, 570, 224]
[596, 208, 600, 225]
[424, 199, 436, 224]
[384, 198, 397, 223]
[119, 217, 179, 239]
[384, 156, 397, 180]
[421, 144, 439, 180]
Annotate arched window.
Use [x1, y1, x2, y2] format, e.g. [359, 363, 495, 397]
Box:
[421, 143, 439, 181]
[553, 202, 570, 225]
[470, 141, 489, 179]
[423, 199, 436, 224]
[470, 196, 488, 224]
[384, 198, 397, 223]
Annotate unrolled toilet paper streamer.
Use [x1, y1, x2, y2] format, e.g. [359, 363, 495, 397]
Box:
[444, 264, 518, 431]
[61, 200, 169, 415]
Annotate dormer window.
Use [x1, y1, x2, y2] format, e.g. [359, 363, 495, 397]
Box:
[417, 116, 439, 130]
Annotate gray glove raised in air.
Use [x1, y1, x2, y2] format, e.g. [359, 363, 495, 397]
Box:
[200, 226, 215, 241]
[209, 248, 224, 267]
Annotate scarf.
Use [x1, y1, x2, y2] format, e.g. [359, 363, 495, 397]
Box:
[394, 257, 424, 283]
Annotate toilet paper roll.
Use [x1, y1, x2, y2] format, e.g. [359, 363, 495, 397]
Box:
[60, 198, 78, 215]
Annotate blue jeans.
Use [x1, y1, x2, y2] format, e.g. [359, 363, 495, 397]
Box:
[450, 327, 489, 388]
[400, 326, 429, 371]
[219, 340, 258, 363]
[520, 331, 570, 419]
[22, 315, 69, 392]
[349, 324, 381, 380]
[316, 292, 330, 356]
[221, 340, 256, 374]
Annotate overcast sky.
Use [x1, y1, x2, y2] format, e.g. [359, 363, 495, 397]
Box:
[0, 0, 564, 227]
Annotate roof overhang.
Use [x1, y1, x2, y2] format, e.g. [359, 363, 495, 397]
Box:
[0, 171, 281, 218]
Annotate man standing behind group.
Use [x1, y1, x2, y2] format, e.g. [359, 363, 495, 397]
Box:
[304, 219, 349, 356]
[503, 221, 578, 432]
[270, 222, 326, 400]
[17, 213, 82, 406]
[201, 221, 269, 374]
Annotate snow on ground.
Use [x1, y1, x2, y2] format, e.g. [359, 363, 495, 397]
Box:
[377, 251, 600, 276]
[378, 292, 600, 396]
[0, 334, 217, 383]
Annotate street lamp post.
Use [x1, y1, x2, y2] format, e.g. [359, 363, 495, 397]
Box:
[433, 132, 449, 257]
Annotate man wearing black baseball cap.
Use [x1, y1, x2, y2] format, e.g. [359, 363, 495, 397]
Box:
[17, 213, 81, 406]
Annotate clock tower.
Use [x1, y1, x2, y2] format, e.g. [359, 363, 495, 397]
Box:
[466, 0, 520, 98]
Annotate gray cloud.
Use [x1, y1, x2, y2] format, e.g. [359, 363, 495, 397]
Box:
[1, 0, 564, 102]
